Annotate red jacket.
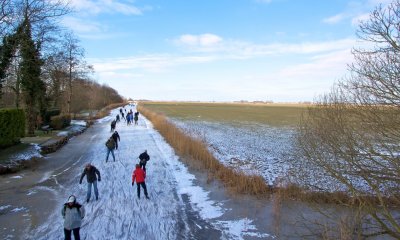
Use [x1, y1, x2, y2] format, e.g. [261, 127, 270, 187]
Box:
[132, 166, 146, 183]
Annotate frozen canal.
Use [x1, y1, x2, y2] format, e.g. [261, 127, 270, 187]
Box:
[1, 107, 274, 240]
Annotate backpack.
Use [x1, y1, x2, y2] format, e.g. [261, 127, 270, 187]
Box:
[105, 138, 115, 149]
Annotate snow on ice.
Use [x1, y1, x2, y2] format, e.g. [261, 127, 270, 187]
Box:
[30, 106, 273, 239]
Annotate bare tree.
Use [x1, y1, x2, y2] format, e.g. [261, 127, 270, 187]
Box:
[297, 0, 400, 238]
[41, 50, 68, 109]
[61, 31, 84, 114]
[0, 0, 13, 37]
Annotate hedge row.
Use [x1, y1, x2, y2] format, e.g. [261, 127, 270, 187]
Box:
[50, 115, 71, 130]
[0, 109, 25, 148]
[44, 108, 60, 125]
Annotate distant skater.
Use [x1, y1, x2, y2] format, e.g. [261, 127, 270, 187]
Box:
[134, 111, 139, 125]
[132, 164, 149, 199]
[112, 131, 120, 150]
[62, 195, 85, 240]
[79, 163, 101, 202]
[126, 112, 132, 125]
[116, 114, 120, 122]
[110, 120, 116, 132]
[138, 150, 150, 172]
[105, 137, 116, 162]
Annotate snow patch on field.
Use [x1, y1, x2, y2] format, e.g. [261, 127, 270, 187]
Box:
[11, 207, 27, 213]
[0, 205, 11, 211]
[57, 131, 68, 137]
[71, 120, 87, 127]
[6, 144, 42, 162]
[173, 120, 296, 185]
[9, 175, 23, 179]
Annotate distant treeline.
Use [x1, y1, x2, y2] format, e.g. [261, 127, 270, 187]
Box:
[1, 78, 123, 114]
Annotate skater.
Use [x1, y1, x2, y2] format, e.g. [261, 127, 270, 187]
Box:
[110, 120, 116, 132]
[105, 136, 116, 162]
[112, 131, 120, 150]
[121, 112, 125, 121]
[132, 164, 149, 199]
[134, 113, 138, 125]
[138, 150, 150, 172]
[116, 114, 120, 122]
[79, 163, 101, 202]
[62, 195, 85, 240]
[126, 112, 132, 125]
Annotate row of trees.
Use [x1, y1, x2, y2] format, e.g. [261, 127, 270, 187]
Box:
[297, 0, 400, 238]
[0, 0, 123, 135]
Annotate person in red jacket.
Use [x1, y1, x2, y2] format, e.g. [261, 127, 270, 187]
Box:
[132, 164, 149, 199]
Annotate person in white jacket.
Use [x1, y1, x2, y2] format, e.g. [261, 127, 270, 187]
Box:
[61, 195, 85, 240]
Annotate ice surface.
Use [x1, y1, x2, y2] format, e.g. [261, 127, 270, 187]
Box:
[30, 106, 272, 239]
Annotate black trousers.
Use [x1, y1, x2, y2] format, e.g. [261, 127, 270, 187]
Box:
[139, 162, 146, 172]
[136, 182, 148, 198]
[64, 228, 80, 240]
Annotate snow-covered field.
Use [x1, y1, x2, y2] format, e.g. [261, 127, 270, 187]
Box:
[170, 118, 389, 194]
[172, 120, 297, 186]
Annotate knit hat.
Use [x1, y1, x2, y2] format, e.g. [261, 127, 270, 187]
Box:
[67, 195, 76, 203]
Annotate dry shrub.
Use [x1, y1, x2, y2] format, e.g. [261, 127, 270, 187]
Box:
[94, 102, 126, 119]
[138, 105, 271, 196]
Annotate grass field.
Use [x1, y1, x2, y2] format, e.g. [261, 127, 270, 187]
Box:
[140, 102, 308, 127]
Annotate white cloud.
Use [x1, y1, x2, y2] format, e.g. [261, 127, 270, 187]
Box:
[176, 34, 223, 47]
[323, 13, 345, 24]
[322, 0, 394, 26]
[89, 38, 359, 102]
[351, 13, 371, 26]
[174, 34, 356, 58]
[279, 49, 352, 79]
[90, 37, 357, 76]
[90, 54, 218, 73]
[69, 0, 142, 15]
[62, 16, 104, 33]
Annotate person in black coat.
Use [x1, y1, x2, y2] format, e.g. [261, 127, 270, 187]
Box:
[138, 150, 150, 172]
[79, 164, 101, 202]
[112, 131, 120, 150]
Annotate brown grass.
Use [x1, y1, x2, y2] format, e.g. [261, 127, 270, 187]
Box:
[138, 105, 271, 195]
[93, 102, 127, 120]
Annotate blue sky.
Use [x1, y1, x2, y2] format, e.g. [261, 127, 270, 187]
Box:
[63, 0, 392, 102]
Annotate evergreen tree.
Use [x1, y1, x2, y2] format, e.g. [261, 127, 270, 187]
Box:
[19, 18, 44, 135]
[0, 33, 18, 99]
